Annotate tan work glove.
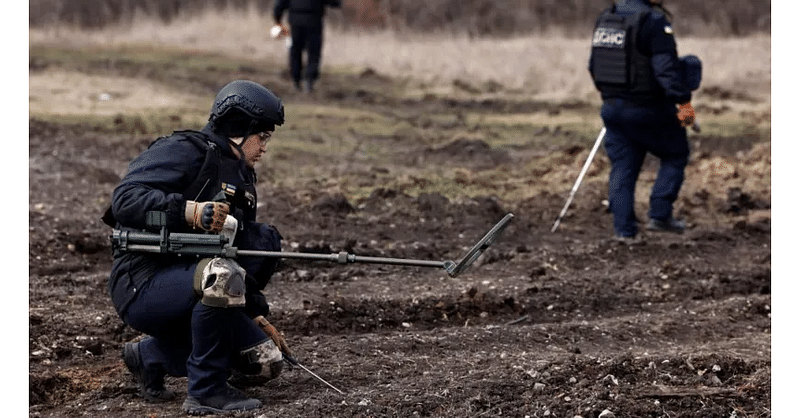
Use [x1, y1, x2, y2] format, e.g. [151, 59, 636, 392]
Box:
[185, 200, 229, 233]
[677, 102, 696, 127]
[254, 315, 293, 357]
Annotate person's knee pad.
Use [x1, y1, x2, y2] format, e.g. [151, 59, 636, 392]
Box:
[193, 257, 246, 308]
[239, 339, 284, 380]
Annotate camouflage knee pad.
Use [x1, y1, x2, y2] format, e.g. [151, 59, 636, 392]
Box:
[193, 257, 246, 308]
[239, 339, 284, 380]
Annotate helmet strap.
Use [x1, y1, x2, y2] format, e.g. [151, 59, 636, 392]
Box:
[228, 118, 258, 162]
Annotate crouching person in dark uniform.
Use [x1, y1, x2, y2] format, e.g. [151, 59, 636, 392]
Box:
[103, 80, 292, 414]
[589, 0, 699, 241]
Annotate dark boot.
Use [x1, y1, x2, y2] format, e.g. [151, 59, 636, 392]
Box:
[613, 234, 645, 245]
[182, 383, 262, 415]
[122, 341, 177, 403]
[646, 217, 687, 234]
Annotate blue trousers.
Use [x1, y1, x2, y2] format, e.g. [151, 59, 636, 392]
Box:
[122, 261, 267, 398]
[601, 99, 690, 237]
[118, 221, 281, 398]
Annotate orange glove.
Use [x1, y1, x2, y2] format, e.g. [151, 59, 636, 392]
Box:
[677, 102, 695, 127]
[254, 315, 293, 357]
[270, 24, 289, 39]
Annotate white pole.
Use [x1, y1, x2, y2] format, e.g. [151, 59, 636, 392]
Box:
[551, 127, 607, 233]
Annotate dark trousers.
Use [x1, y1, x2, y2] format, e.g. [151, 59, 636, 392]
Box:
[122, 261, 266, 398]
[289, 21, 323, 85]
[601, 99, 690, 237]
[118, 220, 281, 398]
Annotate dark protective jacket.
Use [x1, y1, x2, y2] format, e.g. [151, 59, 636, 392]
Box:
[589, 0, 691, 104]
[274, 0, 341, 26]
[106, 123, 280, 317]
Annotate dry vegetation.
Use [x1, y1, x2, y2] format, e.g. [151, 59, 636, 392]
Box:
[29, 0, 770, 36]
[30, 4, 771, 108]
[28, 1, 772, 207]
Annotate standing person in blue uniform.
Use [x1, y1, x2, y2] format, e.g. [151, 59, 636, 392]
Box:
[103, 80, 293, 415]
[273, 0, 342, 93]
[589, 0, 697, 241]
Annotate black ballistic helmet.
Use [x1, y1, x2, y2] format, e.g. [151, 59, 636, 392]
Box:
[210, 80, 285, 137]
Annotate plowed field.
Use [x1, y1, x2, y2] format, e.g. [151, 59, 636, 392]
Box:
[29, 43, 771, 417]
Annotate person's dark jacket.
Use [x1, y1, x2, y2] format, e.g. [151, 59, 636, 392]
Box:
[589, 0, 691, 104]
[274, 0, 341, 27]
[107, 123, 278, 318]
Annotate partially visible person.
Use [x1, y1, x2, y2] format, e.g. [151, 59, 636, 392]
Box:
[103, 80, 292, 415]
[588, 0, 698, 241]
[273, 0, 342, 93]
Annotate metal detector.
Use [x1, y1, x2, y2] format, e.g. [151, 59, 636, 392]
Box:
[233, 213, 514, 278]
[112, 212, 515, 278]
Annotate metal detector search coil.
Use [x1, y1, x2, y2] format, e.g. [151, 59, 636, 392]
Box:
[444, 212, 514, 277]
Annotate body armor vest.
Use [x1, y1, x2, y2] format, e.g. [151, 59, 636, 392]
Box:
[590, 7, 661, 100]
[178, 131, 258, 223]
[289, 0, 325, 15]
[101, 131, 258, 229]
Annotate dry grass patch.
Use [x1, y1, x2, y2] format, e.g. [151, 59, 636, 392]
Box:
[29, 68, 207, 118]
[30, 6, 771, 106]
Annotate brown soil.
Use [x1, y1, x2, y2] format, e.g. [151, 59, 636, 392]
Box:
[29, 61, 770, 417]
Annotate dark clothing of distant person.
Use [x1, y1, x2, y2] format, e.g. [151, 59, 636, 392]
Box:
[273, 0, 342, 91]
[588, 0, 694, 238]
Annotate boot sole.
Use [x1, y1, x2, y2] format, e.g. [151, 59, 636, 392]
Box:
[183, 396, 261, 415]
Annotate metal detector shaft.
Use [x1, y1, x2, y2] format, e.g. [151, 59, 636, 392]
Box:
[121, 242, 449, 269]
[236, 249, 448, 269]
[243, 212, 515, 277]
[551, 127, 606, 233]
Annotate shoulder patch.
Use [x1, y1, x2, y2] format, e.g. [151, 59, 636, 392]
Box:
[664, 25, 674, 35]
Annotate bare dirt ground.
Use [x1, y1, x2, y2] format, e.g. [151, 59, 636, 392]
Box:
[29, 51, 771, 417]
